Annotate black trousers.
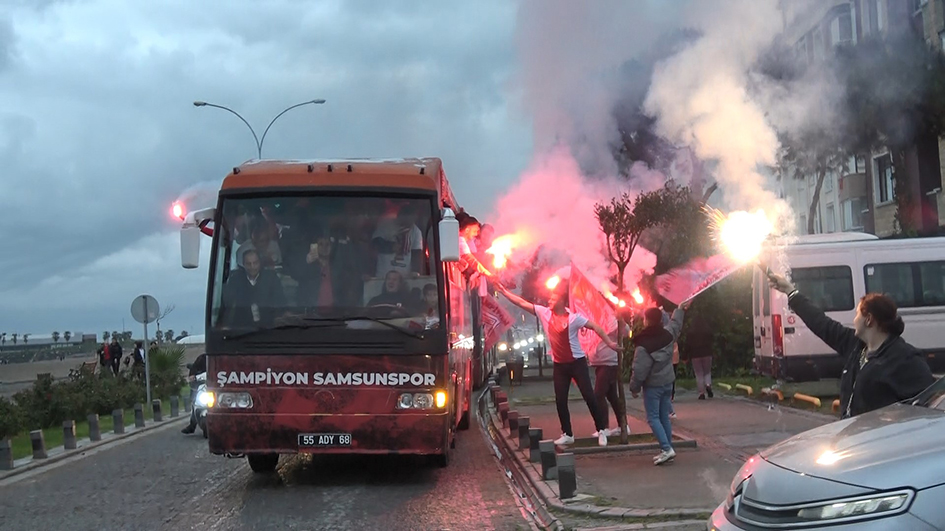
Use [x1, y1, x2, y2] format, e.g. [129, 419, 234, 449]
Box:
[553, 357, 605, 436]
[593, 365, 622, 428]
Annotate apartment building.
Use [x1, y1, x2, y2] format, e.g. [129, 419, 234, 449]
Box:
[778, 0, 945, 237]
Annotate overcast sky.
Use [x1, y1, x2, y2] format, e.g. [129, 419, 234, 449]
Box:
[1, 0, 533, 339]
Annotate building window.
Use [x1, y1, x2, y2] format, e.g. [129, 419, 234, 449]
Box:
[831, 5, 855, 45]
[856, 155, 867, 173]
[826, 203, 836, 232]
[842, 197, 866, 230]
[824, 173, 834, 192]
[869, 0, 884, 34]
[865, 261, 945, 308]
[874, 153, 895, 204]
[791, 266, 855, 312]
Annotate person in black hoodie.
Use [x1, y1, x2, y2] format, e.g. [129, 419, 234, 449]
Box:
[767, 271, 934, 418]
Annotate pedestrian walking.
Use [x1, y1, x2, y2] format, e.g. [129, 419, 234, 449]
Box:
[629, 302, 689, 465]
[109, 336, 123, 376]
[684, 310, 714, 400]
[767, 271, 934, 418]
[496, 281, 620, 447]
[661, 308, 682, 417]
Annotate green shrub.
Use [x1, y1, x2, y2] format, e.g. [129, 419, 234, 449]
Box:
[147, 345, 186, 400]
[0, 396, 22, 439]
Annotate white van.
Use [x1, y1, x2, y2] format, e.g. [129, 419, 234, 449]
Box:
[752, 233, 945, 382]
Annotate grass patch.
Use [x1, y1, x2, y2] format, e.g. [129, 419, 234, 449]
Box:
[551, 507, 713, 525]
[9, 394, 185, 460]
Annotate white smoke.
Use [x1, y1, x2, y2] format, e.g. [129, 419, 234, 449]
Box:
[643, 0, 793, 230]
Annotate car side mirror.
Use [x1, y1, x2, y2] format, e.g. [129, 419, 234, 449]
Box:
[439, 208, 459, 262]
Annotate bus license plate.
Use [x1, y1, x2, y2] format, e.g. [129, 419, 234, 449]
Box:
[298, 433, 351, 447]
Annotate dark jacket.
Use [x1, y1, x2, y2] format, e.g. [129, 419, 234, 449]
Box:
[629, 309, 684, 392]
[189, 354, 207, 377]
[220, 268, 287, 328]
[789, 292, 935, 418]
[682, 313, 713, 360]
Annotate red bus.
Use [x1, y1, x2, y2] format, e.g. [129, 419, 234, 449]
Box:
[178, 158, 486, 471]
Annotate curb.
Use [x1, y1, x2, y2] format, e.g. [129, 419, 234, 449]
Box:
[0, 415, 187, 482]
[485, 388, 716, 523]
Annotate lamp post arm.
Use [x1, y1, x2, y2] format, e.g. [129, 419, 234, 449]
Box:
[201, 103, 262, 158]
[258, 101, 317, 158]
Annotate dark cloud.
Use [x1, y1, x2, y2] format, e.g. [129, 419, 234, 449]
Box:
[0, 0, 530, 336]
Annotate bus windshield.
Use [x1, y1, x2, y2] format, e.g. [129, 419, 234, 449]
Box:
[208, 194, 442, 334]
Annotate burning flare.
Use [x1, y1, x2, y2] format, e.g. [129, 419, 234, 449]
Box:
[545, 275, 561, 290]
[172, 202, 184, 220]
[706, 206, 773, 263]
[485, 234, 518, 269]
[631, 289, 644, 304]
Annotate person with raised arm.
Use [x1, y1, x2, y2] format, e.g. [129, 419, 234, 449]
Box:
[766, 270, 934, 418]
[496, 280, 620, 447]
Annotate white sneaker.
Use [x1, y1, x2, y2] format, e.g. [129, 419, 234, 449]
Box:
[598, 431, 608, 447]
[554, 434, 574, 446]
[669, 412, 677, 419]
[606, 426, 629, 437]
[654, 448, 676, 465]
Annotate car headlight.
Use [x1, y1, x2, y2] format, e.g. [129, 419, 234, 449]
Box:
[796, 490, 913, 522]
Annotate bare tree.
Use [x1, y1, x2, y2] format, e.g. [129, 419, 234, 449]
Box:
[155, 304, 176, 340]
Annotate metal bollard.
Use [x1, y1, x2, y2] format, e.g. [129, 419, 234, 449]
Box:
[63, 420, 77, 450]
[529, 428, 543, 463]
[495, 391, 508, 405]
[113, 409, 125, 434]
[88, 414, 101, 441]
[152, 399, 163, 422]
[30, 430, 48, 459]
[0, 438, 14, 470]
[508, 411, 519, 433]
[539, 439, 557, 479]
[517, 417, 530, 450]
[134, 403, 145, 428]
[490, 385, 501, 403]
[557, 453, 577, 499]
[184, 393, 192, 413]
[170, 396, 180, 418]
[498, 402, 510, 427]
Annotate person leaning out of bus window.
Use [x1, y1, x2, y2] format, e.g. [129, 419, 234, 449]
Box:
[767, 271, 935, 419]
[220, 249, 287, 328]
[495, 280, 619, 447]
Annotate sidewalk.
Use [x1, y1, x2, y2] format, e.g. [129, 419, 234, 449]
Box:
[495, 366, 837, 517]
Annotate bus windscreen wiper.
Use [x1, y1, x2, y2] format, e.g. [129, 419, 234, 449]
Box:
[222, 322, 337, 340]
[300, 316, 426, 339]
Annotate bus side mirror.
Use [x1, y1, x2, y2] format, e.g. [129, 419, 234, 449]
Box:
[439, 208, 460, 262]
[181, 207, 216, 269]
[181, 226, 201, 269]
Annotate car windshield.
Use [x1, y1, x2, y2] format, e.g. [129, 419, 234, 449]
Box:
[913, 376, 945, 410]
[208, 195, 442, 333]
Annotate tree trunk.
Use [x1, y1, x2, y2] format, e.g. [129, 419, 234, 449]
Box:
[701, 182, 718, 204]
[615, 319, 629, 444]
[891, 147, 915, 235]
[807, 167, 828, 235]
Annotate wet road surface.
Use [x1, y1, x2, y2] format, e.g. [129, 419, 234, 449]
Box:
[0, 414, 531, 530]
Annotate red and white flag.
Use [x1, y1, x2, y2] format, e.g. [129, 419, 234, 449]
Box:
[482, 294, 515, 354]
[655, 254, 742, 305]
[568, 262, 618, 355]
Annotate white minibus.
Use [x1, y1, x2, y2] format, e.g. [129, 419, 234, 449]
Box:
[753, 233, 945, 381]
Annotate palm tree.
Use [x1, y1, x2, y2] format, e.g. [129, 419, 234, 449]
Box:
[64, 331, 72, 343]
[164, 330, 174, 343]
[103, 331, 110, 342]
[1, 333, 6, 346]
[11, 333, 17, 345]
[22, 334, 29, 345]
[52, 331, 60, 344]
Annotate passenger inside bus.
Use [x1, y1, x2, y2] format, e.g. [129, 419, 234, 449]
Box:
[367, 270, 419, 310]
[219, 249, 287, 328]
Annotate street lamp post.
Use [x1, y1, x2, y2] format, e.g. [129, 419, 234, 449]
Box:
[193, 99, 326, 159]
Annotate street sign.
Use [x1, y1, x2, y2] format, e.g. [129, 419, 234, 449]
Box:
[130, 295, 160, 405]
[131, 295, 160, 324]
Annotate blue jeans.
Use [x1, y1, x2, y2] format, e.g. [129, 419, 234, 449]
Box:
[643, 384, 674, 452]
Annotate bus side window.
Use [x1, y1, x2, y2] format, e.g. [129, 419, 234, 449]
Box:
[762, 277, 771, 317]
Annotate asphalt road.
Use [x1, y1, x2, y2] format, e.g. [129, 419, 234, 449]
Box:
[0, 413, 531, 530]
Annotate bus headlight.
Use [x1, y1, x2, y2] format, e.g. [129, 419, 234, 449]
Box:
[196, 390, 215, 408]
[396, 392, 446, 410]
[216, 392, 253, 409]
